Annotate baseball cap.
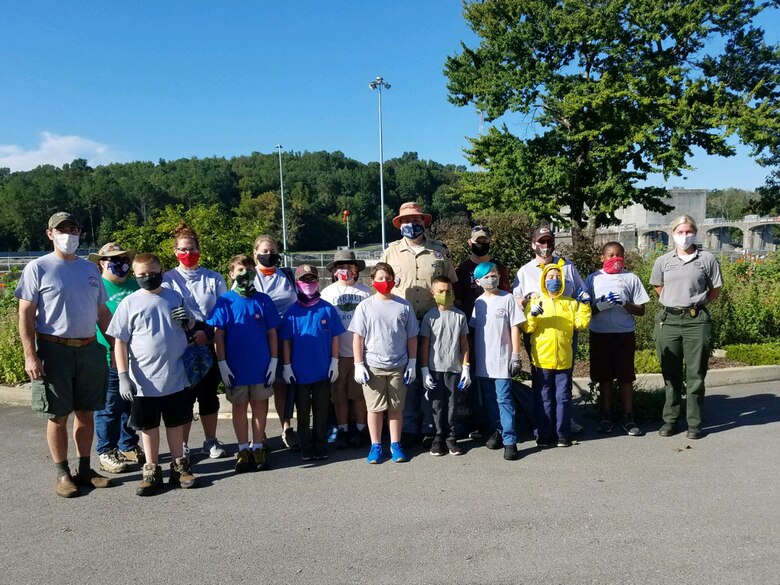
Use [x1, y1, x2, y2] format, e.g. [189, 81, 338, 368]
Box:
[295, 264, 319, 280]
[532, 226, 554, 242]
[471, 225, 491, 240]
[48, 212, 81, 230]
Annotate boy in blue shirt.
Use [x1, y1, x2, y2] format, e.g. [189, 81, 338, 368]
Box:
[207, 254, 281, 473]
[281, 264, 345, 461]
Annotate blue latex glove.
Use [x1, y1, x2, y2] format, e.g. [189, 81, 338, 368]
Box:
[576, 288, 591, 304]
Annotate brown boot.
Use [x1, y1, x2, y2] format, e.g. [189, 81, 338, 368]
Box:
[170, 457, 197, 489]
[136, 463, 163, 496]
[72, 468, 115, 489]
[56, 474, 79, 498]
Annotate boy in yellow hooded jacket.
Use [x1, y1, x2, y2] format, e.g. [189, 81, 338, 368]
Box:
[522, 261, 591, 447]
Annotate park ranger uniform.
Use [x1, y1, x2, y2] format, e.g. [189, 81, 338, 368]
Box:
[650, 248, 723, 430]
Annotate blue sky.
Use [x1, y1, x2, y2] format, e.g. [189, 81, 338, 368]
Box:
[1, 2, 778, 191]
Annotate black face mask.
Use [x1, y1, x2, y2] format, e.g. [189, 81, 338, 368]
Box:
[471, 242, 490, 256]
[136, 273, 163, 291]
[256, 253, 280, 268]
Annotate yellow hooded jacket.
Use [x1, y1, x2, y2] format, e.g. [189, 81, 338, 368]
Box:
[522, 260, 591, 370]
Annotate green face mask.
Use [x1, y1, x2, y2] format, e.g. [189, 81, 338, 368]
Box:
[433, 291, 455, 309]
[234, 269, 256, 297]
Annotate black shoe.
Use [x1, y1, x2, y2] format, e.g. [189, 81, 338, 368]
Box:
[301, 449, 314, 461]
[503, 444, 518, 460]
[659, 422, 679, 437]
[445, 437, 462, 456]
[400, 432, 418, 449]
[557, 436, 572, 448]
[686, 427, 704, 440]
[334, 428, 349, 449]
[430, 436, 446, 456]
[535, 437, 556, 449]
[485, 430, 503, 450]
[421, 435, 435, 450]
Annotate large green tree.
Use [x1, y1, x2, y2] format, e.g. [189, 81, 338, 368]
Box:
[445, 0, 780, 236]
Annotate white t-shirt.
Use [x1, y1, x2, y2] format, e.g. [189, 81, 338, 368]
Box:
[253, 270, 297, 317]
[107, 288, 191, 397]
[585, 270, 651, 334]
[163, 266, 226, 322]
[14, 253, 108, 338]
[320, 281, 371, 357]
[512, 256, 585, 300]
[349, 294, 419, 369]
[470, 290, 525, 379]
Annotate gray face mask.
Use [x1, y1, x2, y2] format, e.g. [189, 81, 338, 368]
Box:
[478, 275, 498, 290]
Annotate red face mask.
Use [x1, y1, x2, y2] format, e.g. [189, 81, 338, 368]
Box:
[603, 256, 624, 274]
[373, 280, 394, 295]
[176, 251, 200, 268]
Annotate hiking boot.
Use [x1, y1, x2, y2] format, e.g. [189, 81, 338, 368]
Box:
[56, 474, 79, 498]
[282, 428, 300, 451]
[658, 422, 679, 437]
[686, 426, 704, 440]
[334, 428, 349, 449]
[119, 445, 145, 465]
[170, 457, 197, 489]
[253, 447, 269, 471]
[235, 448, 253, 473]
[485, 430, 503, 450]
[136, 463, 162, 496]
[503, 444, 519, 461]
[446, 437, 462, 456]
[202, 437, 227, 459]
[99, 449, 128, 474]
[430, 436, 446, 457]
[72, 468, 115, 488]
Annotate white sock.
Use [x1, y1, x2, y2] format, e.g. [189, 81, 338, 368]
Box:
[238, 443, 250, 451]
[356, 424, 366, 431]
[251, 442, 264, 450]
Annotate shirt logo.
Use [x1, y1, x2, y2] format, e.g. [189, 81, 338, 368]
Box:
[89, 276, 99, 287]
[495, 308, 507, 318]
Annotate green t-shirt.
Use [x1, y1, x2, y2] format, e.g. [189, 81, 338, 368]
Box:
[96, 276, 140, 364]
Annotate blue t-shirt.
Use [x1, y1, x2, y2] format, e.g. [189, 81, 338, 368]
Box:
[280, 300, 346, 384]
[206, 290, 281, 386]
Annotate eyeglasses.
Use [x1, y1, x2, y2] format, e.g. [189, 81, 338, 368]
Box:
[175, 247, 198, 253]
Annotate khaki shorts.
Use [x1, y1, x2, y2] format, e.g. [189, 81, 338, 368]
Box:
[363, 366, 407, 413]
[332, 357, 365, 404]
[31, 340, 108, 419]
[225, 384, 274, 405]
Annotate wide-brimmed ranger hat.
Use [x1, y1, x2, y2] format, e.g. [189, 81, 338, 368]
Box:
[392, 202, 433, 229]
[88, 242, 136, 264]
[326, 250, 366, 272]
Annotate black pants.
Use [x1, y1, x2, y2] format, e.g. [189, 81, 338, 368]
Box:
[295, 380, 331, 456]
[431, 371, 459, 438]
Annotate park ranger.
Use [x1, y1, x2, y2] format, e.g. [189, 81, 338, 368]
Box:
[650, 215, 722, 440]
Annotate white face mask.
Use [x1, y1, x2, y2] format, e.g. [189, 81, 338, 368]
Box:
[673, 233, 696, 251]
[53, 233, 80, 255]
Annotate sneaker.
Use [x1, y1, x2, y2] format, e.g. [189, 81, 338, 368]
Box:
[119, 446, 145, 465]
[282, 427, 300, 451]
[367, 443, 383, 464]
[570, 419, 584, 434]
[136, 463, 162, 496]
[335, 428, 349, 449]
[421, 435, 435, 450]
[99, 449, 128, 474]
[557, 436, 572, 448]
[314, 450, 330, 460]
[235, 448, 254, 473]
[430, 436, 446, 457]
[485, 430, 503, 450]
[536, 437, 556, 449]
[446, 437, 462, 456]
[658, 422, 678, 437]
[596, 419, 613, 434]
[468, 429, 484, 440]
[252, 447, 269, 471]
[623, 421, 644, 437]
[169, 457, 197, 488]
[301, 449, 314, 462]
[202, 438, 227, 459]
[55, 474, 79, 498]
[72, 468, 115, 488]
[503, 444, 518, 460]
[390, 442, 408, 463]
[686, 426, 704, 440]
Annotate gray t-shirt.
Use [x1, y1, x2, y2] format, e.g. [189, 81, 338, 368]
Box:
[253, 270, 297, 317]
[585, 270, 651, 334]
[649, 249, 723, 308]
[14, 253, 108, 338]
[107, 288, 190, 397]
[512, 256, 585, 300]
[162, 266, 227, 322]
[349, 294, 419, 369]
[470, 290, 525, 379]
[420, 307, 469, 373]
[319, 281, 371, 358]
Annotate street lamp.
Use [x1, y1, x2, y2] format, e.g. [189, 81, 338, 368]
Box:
[369, 76, 390, 249]
[276, 144, 288, 267]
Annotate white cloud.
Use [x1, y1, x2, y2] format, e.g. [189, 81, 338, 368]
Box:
[0, 132, 125, 171]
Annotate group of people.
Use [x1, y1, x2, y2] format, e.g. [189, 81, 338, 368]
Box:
[16, 205, 722, 499]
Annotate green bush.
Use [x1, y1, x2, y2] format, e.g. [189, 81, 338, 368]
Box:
[634, 349, 661, 374]
[724, 343, 780, 365]
[0, 304, 26, 385]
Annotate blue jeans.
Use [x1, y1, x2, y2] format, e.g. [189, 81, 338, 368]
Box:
[532, 368, 573, 440]
[479, 377, 517, 446]
[94, 368, 139, 454]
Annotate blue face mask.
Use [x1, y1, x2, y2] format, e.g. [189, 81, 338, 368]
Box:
[546, 279, 562, 293]
[107, 258, 130, 278]
[400, 223, 425, 240]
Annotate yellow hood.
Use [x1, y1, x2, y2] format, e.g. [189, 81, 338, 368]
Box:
[539, 259, 566, 299]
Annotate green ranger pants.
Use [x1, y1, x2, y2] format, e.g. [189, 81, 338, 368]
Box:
[654, 308, 713, 429]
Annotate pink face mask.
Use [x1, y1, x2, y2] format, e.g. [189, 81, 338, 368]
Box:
[603, 257, 624, 274]
[296, 281, 319, 297]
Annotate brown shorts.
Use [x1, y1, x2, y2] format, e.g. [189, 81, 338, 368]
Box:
[589, 331, 637, 383]
[331, 357, 365, 404]
[363, 366, 407, 413]
[226, 384, 274, 405]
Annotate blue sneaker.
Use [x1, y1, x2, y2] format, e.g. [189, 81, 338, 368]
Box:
[366, 443, 382, 464]
[390, 442, 408, 463]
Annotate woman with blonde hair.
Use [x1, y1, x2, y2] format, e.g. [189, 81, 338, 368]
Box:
[649, 215, 722, 440]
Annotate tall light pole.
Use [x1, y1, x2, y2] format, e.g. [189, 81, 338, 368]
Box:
[276, 144, 288, 267]
[369, 76, 390, 249]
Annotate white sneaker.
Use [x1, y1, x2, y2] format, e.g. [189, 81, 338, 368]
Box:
[570, 419, 584, 434]
[202, 438, 227, 459]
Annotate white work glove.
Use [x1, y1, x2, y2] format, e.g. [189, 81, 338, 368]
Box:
[510, 353, 522, 376]
[328, 357, 339, 383]
[264, 357, 278, 387]
[354, 362, 370, 385]
[458, 365, 472, 390]
[118, 371, 136, 402]
[421, 366, 436, 391]
[218, 360, 235, 389]
[282, 364, 296, 385]
[404, 358, 417, 386]
[530, 302, 544, 316]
